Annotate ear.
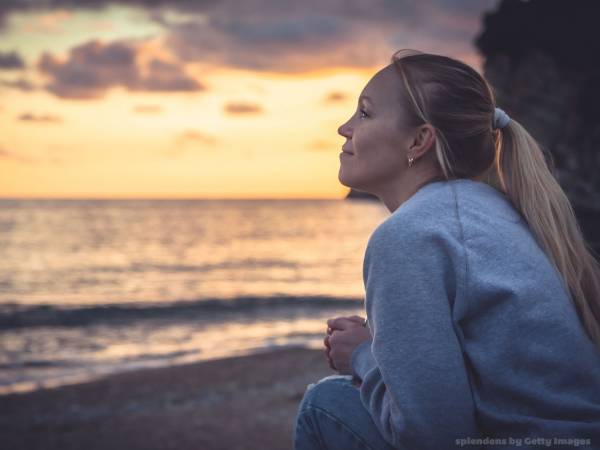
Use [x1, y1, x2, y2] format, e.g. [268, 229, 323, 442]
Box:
[408, 123, 436, 159]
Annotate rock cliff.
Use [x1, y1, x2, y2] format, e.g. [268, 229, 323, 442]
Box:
[475, 0, 600, 252]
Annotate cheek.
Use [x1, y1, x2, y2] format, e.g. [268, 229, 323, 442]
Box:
[354, 125, 405, 167]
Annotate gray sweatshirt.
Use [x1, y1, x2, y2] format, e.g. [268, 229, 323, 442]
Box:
[350, 178, 600, 450]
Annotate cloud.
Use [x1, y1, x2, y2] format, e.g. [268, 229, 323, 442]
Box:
[0, 50, 24, 70]
[0, 78, 36, 91]
[4, 0, 500, 76]
[21, 10, 73, 33]
[158, 0, 498, 73]
[224, 102, 263, 115]
[164, 14, 374, 73]
[133, 104, 163, 113]
[167, 129, 217, 157]
[142, 58, 203, 92]
[0, 0, 217, 31]
[17, 112, 63, 123]
[37, 39, 205, 99]
[176, 129, 217, 145]
[324, 91, 348, 103]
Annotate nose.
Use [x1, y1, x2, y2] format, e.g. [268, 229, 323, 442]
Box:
[338, 119, 352, 139]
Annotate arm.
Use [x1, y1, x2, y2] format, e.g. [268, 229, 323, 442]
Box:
[350, 220, 481, 449]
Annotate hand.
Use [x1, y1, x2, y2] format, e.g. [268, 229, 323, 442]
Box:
[324, 315, 364, 370]
[323, 315, 371, 375]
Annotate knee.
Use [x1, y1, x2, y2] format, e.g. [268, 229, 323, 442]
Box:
[298, 375, 354, 414]
[293, 376, 370, 450]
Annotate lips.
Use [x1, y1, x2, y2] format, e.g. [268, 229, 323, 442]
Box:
[341, 146, 354, 155]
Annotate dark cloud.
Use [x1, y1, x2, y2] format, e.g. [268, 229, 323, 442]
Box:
[3, 0, 500, 75]
[38, 40, 139, 99]
[142, 58, 203, 92]
[0, 78, 36, 91]
[133, 104, 163, 113]
[0, 50, 24, 70]
[159, 0, 499, 73]
[0, 0, 217, 31]
[37, 39, 205, 99]
[224, 102, 263, 115]
[17, 112, 63, 123]
[165, 15, 368, 73]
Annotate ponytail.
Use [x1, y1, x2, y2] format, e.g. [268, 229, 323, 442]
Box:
[493, 118, 600, 349]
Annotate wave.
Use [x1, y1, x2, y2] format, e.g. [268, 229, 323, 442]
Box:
[92, 259, 301, 273]
[0, 295, 363, 330]
[0, 359, 73, 369]
[0, 349, 201, 370]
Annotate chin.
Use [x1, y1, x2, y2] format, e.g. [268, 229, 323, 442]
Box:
[338, 169, 375, 195]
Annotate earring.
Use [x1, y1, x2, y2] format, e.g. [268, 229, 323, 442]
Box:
[408, 156, 414, 168]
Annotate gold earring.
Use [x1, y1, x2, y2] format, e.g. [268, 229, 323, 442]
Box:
[408, 156, 414, 168]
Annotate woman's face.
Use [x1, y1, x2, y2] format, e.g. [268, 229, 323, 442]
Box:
[337, 64, 415, 195]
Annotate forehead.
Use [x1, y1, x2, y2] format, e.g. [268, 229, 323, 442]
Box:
[360, 64, 402, 106]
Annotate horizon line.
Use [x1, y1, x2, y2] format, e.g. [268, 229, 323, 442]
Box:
[0, 195, 354, 201]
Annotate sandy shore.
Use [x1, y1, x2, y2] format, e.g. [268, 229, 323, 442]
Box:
[0, 347, 332, 450]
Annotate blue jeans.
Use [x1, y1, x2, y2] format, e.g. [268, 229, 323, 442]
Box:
[293, 374, 397, 450]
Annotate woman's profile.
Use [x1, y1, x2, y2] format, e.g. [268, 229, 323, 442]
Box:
[292, 49, 600, 450]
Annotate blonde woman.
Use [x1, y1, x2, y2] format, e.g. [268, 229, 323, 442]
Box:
[293, 50, 600, 450]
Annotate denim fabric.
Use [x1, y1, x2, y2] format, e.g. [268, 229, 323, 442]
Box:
[292, 375, 396, 450]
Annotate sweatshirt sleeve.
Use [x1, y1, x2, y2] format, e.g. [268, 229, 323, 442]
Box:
[350, 217, 481, 449]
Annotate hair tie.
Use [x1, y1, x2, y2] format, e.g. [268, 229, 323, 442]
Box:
[494, 107, 510, 129]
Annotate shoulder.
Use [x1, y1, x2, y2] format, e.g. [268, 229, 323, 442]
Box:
[452, 179, 523, 224]
[368, 180, 459, 251]
[366, 178, 520, 254]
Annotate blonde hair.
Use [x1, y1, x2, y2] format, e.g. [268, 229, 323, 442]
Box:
[390, 49, 600, 350]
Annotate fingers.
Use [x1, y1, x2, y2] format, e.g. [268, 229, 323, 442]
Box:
[347, 315, 365, 324]
[323, 339, 337, 371]
[325, 347, 337, 371]
[325, 316, 367, 373]
[327, 317, 347, 330]
[327, 316, 364, 331]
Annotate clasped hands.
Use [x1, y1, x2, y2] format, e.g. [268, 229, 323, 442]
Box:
[323, 314, 371, 376]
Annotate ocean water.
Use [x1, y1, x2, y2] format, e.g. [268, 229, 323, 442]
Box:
[0, 198, 389, 394]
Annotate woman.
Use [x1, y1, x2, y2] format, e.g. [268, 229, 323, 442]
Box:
[293, 49, 600, 450]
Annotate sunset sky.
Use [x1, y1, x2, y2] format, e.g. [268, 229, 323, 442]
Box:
[0, 0, 499, 199]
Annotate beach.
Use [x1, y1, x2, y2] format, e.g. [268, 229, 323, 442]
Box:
[0, 346, 331, 450]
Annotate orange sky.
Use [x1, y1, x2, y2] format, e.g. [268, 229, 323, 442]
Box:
[0, 1, 498, 198]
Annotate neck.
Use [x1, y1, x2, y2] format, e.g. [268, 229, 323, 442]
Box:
[377, 167, 444, 213]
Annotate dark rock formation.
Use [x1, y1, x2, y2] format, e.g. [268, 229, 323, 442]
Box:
[476, 0, 600, 253]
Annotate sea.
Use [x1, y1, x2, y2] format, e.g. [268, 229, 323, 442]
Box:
[0, 198, 389, 394]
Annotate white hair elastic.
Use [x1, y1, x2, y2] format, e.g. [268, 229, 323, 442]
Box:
[494, 107, 510, 129]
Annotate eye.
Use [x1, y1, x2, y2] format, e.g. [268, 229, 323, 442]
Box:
[359, 108, 368, 119]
